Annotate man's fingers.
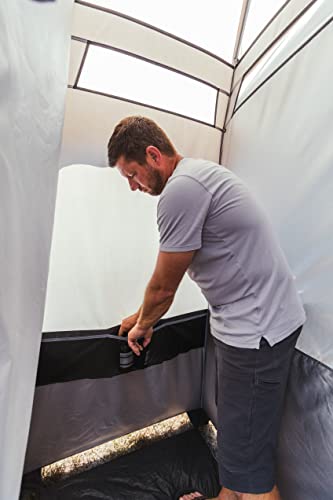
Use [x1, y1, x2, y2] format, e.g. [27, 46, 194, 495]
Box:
[128, 339, 142, 356]
[118, 326, 127, 336]
[142, 337, 151, 348]
[118, 321, 133, 336]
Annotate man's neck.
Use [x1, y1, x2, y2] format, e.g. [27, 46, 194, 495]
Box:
[160, 153, 183, 190]
[169, 153, 183, 176]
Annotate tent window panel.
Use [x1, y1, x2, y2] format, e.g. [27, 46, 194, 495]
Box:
[236, 38, 285, 108]
[240, 0, 287, 57]
[78, 45, 217, 125]
[236, 0, 327, 111]
[88, 0, 244, 62]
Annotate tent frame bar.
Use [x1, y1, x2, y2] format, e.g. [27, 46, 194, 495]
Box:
[73, 40, 88, 88]
[233, 0, 252, 64]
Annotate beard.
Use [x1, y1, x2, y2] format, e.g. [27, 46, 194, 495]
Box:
[145, 163, 164, 195]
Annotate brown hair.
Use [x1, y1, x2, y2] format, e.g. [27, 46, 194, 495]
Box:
[107, 116, 176, 167]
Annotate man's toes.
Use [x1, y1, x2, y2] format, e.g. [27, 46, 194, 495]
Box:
[179, 492, 204, 500]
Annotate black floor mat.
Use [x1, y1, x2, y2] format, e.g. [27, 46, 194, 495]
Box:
[21, 429, 220, 499]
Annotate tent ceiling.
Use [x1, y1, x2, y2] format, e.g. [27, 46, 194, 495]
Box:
[83, 0, 244, 63]
[63, 0, 305, 169]
[71, 3, 234, 90]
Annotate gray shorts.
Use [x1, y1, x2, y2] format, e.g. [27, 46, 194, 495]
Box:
[214, 326, 302, 494]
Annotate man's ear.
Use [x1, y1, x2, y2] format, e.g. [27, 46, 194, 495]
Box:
[146, 145, 161, 164]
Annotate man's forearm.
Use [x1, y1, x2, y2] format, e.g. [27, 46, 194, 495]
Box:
[137, 280, 175, 329]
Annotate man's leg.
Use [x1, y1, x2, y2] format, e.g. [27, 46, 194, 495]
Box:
[215, 328, 301, 497]
[179, 326, 302, 500]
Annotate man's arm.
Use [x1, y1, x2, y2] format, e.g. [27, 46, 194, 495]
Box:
[127, 250, 195, 355]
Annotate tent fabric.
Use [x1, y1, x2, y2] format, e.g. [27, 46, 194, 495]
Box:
[71, 2, 233, 92]
[42, 164, 207, 332]
[278, 350, 333, 500]
[83, 0, 243, 64]
[59, 90, 222, 168]
[236, 0, 333, 110]
[23, 430, 220, 500]
[235, 0, 316, 81]
[25, 346, 205, 471]
[38, 311, 207, 385]
[238, 0, 287, 58]
[0, 1, 73, 499]
[202, 327, 218, 427]
[26, 312, 207, 471]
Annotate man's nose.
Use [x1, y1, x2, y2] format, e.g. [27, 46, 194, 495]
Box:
[128, 178, 139, 191]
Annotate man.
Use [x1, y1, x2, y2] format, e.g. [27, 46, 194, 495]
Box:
[107, 116, 306, 500]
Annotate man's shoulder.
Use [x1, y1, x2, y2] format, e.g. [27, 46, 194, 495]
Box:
[174, 157, 218, 173]
[158, 160, 213, 215]
[165, 158, 233, 195]
[174, 157, 231, 177]
[163, 161, 210, 196]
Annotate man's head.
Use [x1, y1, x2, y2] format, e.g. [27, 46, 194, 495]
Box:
[108, 116, 179, 196]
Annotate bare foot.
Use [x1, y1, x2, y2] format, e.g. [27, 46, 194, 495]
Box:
[179, 492, 217, 500]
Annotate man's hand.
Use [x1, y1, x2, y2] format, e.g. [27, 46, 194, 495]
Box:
[128, 324, 153, 356]
[118, 311, 140, 336]
[117, 250, 194, 355]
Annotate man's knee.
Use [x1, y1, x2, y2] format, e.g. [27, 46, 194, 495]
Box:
[220, 485, 281, 500]
[219, 487, 242, 500]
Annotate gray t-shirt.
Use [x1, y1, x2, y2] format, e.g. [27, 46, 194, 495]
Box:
[158, 158, 306, 348]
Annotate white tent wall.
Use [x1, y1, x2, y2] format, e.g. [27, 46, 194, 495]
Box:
[42, 164, 207, 332]
[219, 3, 333, 499]
[59, 89, 223, 177]
[0, 1, 73, 499]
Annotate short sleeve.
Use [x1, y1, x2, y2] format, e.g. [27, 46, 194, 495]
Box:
[157, 175, 212, 252]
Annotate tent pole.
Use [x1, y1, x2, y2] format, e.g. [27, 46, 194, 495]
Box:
[219, 0, 251, 163]
[233, 0, 252, 65]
